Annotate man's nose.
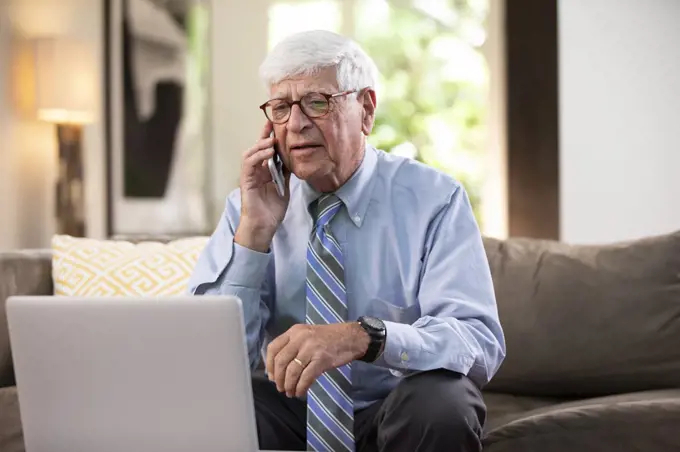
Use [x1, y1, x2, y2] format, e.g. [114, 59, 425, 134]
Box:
[287, 104, 311, 134]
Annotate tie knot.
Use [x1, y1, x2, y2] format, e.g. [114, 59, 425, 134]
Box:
[309, 194, 343, 228]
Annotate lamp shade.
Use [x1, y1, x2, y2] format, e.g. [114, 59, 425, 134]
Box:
[33, 38, 96, 125]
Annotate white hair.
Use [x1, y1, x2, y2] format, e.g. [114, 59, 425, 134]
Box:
[258, 30, 380, 96]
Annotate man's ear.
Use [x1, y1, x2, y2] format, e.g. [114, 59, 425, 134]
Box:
[359, 88, 377, 135]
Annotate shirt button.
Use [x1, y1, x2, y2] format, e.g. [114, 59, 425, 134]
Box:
[400, 351, 409, 362]
[354, 214, 361, 223]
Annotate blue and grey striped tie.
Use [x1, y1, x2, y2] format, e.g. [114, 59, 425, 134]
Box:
[305, 194, 355, 452]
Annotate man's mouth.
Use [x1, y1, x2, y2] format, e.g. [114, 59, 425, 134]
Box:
[290, 144, 322, 152]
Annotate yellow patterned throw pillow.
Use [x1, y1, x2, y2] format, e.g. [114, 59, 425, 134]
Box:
[52, 235, 209, 296]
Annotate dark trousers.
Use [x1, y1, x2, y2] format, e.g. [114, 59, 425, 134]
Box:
[253, 369, 486, 451]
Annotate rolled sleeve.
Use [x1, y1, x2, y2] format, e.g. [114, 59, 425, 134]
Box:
[381, 321, 424, 371]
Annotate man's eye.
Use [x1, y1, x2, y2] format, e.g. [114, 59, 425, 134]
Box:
[311, 101, 327, 109]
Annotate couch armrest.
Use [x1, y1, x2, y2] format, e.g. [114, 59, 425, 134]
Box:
[0, 249, 53, 388]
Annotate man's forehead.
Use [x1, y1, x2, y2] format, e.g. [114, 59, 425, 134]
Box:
[270, 71, 338, 98]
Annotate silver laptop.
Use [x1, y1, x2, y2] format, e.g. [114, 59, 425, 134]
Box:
[6, 295, 260, 452]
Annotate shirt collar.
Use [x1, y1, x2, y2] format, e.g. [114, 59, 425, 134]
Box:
[299, 143, 378, 227]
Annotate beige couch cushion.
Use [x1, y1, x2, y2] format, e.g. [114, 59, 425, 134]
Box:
[483, 231, 680, 397]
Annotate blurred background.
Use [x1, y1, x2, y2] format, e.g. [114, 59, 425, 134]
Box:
[0, 0, 678, 250]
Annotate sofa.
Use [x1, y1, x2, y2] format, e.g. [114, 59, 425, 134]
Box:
[1, 231, 680, 451]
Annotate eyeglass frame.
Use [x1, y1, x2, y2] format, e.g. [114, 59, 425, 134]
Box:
[259, 89, 358, 124]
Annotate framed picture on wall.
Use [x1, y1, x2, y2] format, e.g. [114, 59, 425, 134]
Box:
[103, 0, 213, 238]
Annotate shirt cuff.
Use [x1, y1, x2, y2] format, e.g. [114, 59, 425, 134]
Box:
[223, 242, 271, 289]
[380, 320, 422, 371]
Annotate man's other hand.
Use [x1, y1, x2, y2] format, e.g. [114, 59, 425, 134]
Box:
[265, 323, 370, 398]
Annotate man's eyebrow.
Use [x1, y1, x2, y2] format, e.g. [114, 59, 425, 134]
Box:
[269, 87, 334, 100]
[304, 88, 332, 94]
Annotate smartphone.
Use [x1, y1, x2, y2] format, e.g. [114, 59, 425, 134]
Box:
[267, 132, 286, 197]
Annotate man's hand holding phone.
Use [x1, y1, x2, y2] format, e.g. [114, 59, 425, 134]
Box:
[235, 121, 291, 253]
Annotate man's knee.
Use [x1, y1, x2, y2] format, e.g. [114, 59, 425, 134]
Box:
[384, 370, 486, 442]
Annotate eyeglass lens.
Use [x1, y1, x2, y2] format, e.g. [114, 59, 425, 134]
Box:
[265, 93, 330, 123]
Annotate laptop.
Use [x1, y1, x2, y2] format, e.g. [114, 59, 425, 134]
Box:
[6, 295, 260, 452]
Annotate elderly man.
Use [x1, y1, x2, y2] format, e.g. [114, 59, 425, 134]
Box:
[188, 30, 505, 452]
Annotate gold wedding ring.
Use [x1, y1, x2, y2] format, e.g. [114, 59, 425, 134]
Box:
[293, 358, 304, 368]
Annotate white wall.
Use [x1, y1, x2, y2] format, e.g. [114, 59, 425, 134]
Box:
[0, 0, 106, 250]
[559, 0, 680, 244]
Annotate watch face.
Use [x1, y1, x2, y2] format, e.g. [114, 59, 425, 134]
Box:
[363, 316, 384, 331]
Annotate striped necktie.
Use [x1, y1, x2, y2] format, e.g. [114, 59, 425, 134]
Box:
[305, 194, 355, 452]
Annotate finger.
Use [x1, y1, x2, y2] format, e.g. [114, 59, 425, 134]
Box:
[260, 120, 274, 139]
[244, 147, 275, 170]
[283, 355, 307, 397]
[266, 334, 289, 381]
[295, 360, 324, 398]
[274, 342, 300, 392]
[242, 138, 275, 160]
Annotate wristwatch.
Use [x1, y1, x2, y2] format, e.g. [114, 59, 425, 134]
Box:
[357, 316, 386, 363]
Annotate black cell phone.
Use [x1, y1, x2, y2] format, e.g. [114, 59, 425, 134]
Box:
[267, 132, 285, 197]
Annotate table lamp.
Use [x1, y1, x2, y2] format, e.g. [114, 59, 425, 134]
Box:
[32, 38, 96, 237]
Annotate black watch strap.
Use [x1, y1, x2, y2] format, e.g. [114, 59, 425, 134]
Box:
[357, 316, 386, 363]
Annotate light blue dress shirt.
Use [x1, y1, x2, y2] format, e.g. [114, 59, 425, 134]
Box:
[187, 144, 506, 410]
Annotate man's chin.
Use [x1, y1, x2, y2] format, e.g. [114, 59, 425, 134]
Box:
[291, 162, 333, 184]
[292, 165, 323, 181]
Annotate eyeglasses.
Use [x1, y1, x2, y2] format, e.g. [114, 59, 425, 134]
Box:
[259, 90, 357, 124]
